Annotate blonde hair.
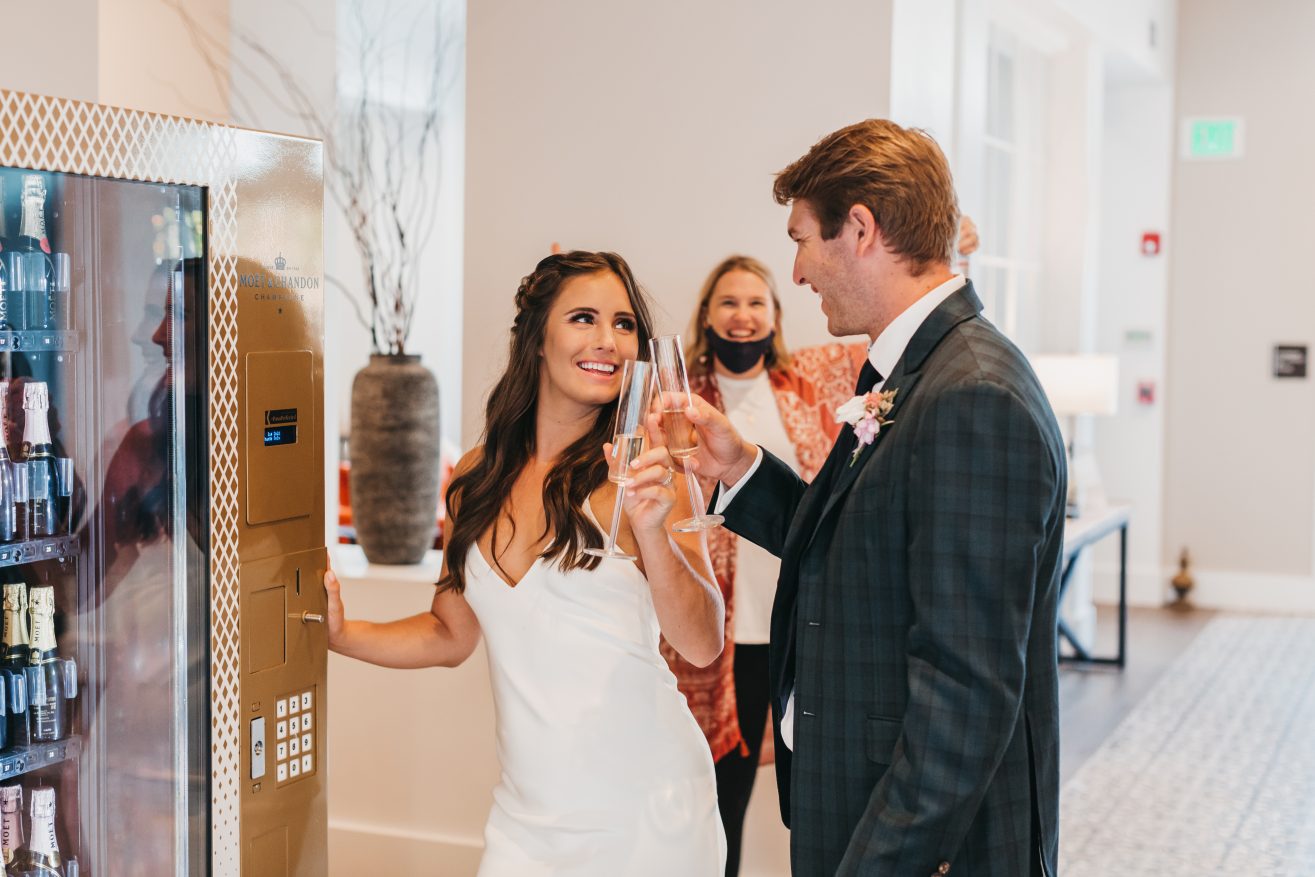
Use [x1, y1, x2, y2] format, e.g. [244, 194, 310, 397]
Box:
[685, 255, 792, 378]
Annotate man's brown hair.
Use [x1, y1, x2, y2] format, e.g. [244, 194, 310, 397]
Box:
[773, 119, 959, 275]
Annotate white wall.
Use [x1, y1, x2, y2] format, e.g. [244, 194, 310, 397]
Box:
[0, 1, 99, 102]
[1164, 0, 1315, 611]
[0, 0, 227, 115]
[463, 0, 896, 448]
[100, 0, 231, 120]
[889, 0, 958, 151]
[1093, 81, 1175, 607]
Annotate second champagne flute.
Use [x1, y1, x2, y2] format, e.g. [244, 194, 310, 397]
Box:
[583, 359, 655, 561]
[649, 334, 723, 532]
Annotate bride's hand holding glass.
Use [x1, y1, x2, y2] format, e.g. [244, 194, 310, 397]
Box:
[610, 444, 679, 536]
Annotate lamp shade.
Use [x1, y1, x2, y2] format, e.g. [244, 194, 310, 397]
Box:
[1029, 354, 1119, 416]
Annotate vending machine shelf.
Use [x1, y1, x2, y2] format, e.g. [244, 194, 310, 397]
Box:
[0, 735, 80, 781]
[0, 331, 78, 353]
[0, 535, 78, 568]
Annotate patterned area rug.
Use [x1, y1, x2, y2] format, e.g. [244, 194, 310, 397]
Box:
[1060, 616, 1315, 875]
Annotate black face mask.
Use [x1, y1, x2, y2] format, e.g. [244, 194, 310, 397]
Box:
[704, 327, 776, 374]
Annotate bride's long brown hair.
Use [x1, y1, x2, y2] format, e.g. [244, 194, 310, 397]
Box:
[438, 251, 657, 594]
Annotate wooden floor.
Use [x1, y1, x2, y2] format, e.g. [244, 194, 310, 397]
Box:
[1059, 604, 1216, 783]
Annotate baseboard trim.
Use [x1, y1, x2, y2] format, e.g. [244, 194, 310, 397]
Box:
[1093, 563, 1315, 614]
[328, 820, 483, 876]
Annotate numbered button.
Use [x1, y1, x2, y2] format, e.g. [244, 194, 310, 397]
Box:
[276, 721, 287, 740]
[301, 692, 312, 711]
[286, 696, 300, 715]
[276, 699, 288, 719]
[289, 737, 300, 757]
[289, 759, 300, 778]
[289, 716, 301, 734]
[276, 763, 288, 783]
[301, 733, 312, 752]
[301, 712, 312, 731]
[276, 742, 287, 761]
[301, 754, 312, 774]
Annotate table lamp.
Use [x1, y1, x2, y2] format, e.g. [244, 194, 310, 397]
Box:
[1029, 354, 1119, 517]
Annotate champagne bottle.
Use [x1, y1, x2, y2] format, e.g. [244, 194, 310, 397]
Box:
[26, 588, 72, 743]
[0, 383, 14, 543]
[0, 784, 21, 872]
[18, 384, 56, 539]
[23, 786, 62, 876]
[2, 585, 28, 670]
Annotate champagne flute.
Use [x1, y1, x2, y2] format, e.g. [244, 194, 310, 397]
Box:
[584, 359, 655, 560]
[649, 334, 723, 532]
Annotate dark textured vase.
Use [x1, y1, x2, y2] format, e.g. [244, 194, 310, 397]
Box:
[350, 354, 440, 564]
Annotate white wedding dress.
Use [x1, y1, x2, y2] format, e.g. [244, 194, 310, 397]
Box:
[464, 506, 726, 876]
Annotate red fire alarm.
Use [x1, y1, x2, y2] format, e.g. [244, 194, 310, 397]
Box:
[1137, 381, 1156, 405]
[1141, 232, 1161, 256]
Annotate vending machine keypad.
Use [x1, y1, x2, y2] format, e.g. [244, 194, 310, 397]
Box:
[273, 688, 315, 785]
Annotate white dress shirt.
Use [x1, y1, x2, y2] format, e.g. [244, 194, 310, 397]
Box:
[717, 372, 801, 645]
[715, 273, 967, 750]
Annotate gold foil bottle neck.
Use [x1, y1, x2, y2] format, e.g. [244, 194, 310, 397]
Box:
[29, 586, 56, 654]
[18, 174, 46, 243]
[2, 583, 25, 614]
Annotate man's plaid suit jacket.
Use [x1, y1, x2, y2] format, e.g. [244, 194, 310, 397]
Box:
[721, 283, 1066, 876]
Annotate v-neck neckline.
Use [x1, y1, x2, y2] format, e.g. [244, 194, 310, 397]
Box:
[477, 545, 545, 590]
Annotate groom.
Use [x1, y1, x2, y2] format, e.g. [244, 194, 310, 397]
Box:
[684, 120, 1066, 876]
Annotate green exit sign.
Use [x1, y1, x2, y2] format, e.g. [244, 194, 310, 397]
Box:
[1182, 117, 1245, 159]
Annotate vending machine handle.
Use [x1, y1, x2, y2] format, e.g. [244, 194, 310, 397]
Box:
[62, 657, 77, 699]
[11, 671, 26, 714]
[26, 664, 46, 704]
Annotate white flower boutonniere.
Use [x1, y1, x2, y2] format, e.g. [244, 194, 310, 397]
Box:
[835, 388, 898, 466]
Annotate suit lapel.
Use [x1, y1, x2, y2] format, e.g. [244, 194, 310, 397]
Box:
[805, 282, 986, 546]
[814, 368, 922, 527]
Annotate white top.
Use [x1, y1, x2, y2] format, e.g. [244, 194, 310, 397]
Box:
[715, 274, 967, 751]
[716, 372, 800, 645]
[461, 504, 725, 875]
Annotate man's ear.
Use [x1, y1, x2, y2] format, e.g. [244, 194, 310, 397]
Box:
[849, 204, 882, 257]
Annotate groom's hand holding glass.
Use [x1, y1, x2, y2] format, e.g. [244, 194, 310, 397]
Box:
[654, 395, 761, 491]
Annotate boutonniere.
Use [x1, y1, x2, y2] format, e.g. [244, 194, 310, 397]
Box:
[835, 388, 898, 466]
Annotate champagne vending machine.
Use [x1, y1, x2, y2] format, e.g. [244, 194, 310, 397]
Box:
[0, 91, 328, 875]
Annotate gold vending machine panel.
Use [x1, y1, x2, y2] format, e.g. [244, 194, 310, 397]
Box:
[233, 125, 327, 877]
[0, 91, 326, 876]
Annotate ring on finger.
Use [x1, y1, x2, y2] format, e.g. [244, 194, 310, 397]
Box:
[660, 468, 673, 487]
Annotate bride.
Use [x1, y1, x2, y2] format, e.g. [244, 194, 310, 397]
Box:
[325, 250, 728, 875]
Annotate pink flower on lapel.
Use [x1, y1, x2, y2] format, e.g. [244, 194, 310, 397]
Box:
[835, 388, 898, 466]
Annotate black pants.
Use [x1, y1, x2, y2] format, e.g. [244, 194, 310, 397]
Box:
[715, 643, 770, 877]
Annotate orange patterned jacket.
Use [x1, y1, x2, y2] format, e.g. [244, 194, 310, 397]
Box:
[660, 342, 865, 761]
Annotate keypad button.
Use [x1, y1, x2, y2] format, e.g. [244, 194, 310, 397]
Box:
[301, 712, 312, 731]
[301, 692, 312, 711]
[276, 699, 288, 719]
[288, 696, 301, 715]
[276, 742, 287, 761]
[301, 733, 312, 752]
[276, 721, 287, 740]
[289, 716, 301, 734]
[301, 754, 312, 774]
[289, 737, 300, 757]
[276, 763, 288, 783]
[289, 759, 300, 778]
